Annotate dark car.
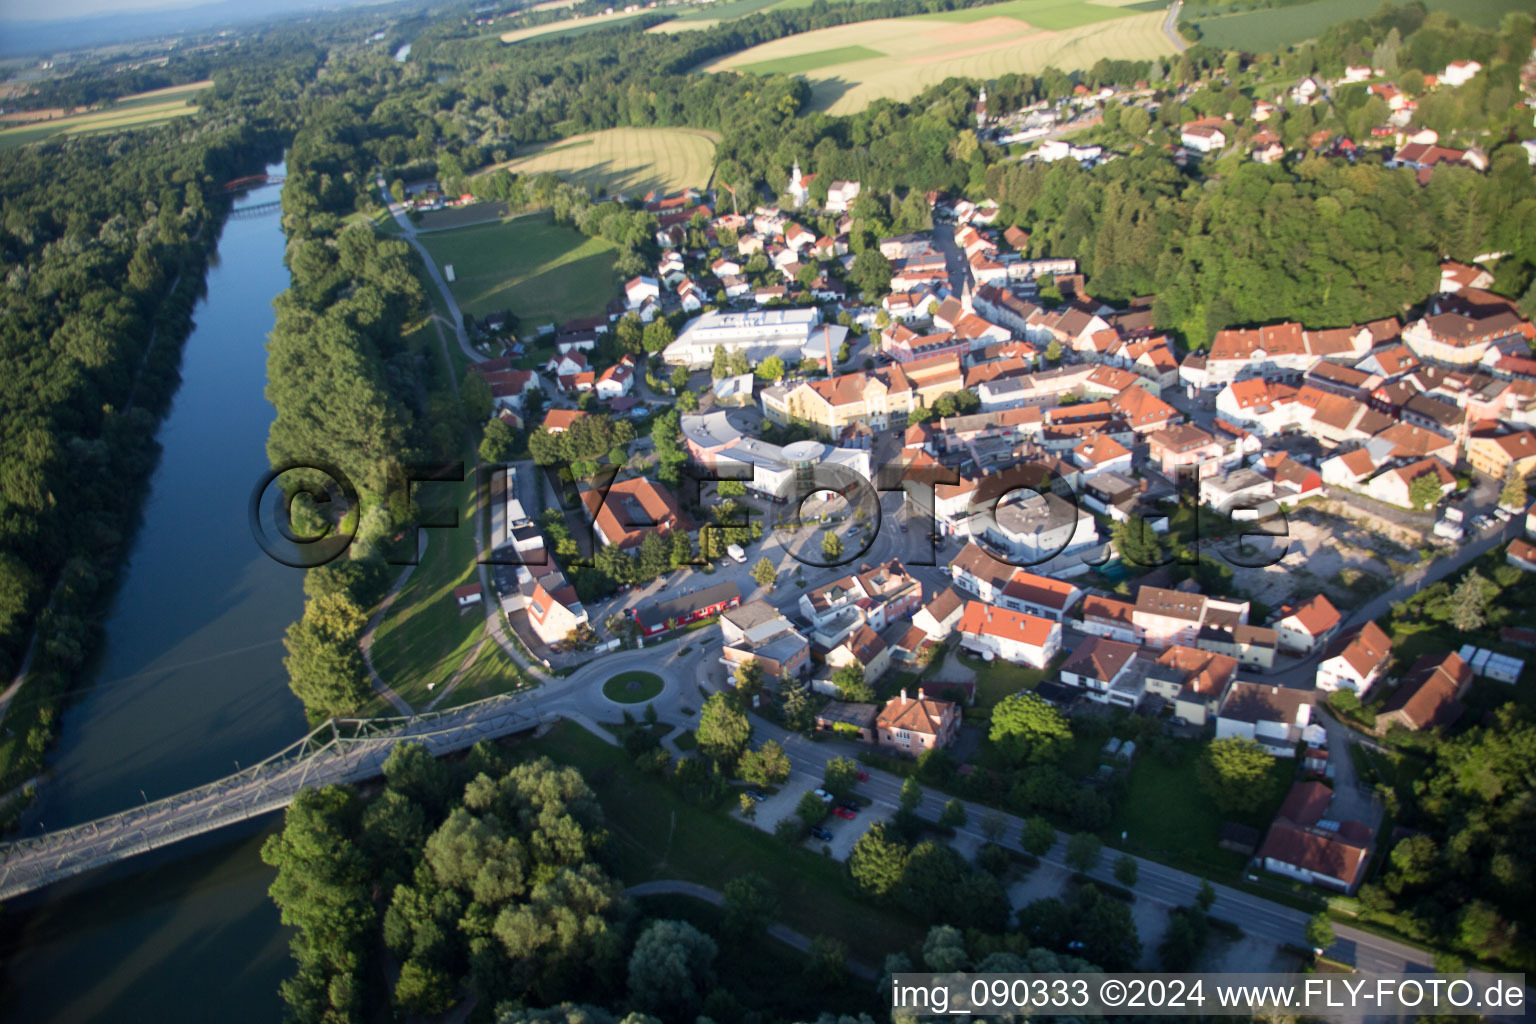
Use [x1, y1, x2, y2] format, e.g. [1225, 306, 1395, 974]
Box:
[809, 826, 834, 842]
[746, 789, 766, 802]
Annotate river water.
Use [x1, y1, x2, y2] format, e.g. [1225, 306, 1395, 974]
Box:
[0, 167, 306, 1022]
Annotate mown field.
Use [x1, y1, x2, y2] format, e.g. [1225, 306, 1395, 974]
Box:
[704, 0, 1174, 114]
[0, 79, 210, 151]
[417, 210, 619, 325]
[500, 6, 655, 43]
[1187, 0, 1530, 51]
[495, 126, 719, 195]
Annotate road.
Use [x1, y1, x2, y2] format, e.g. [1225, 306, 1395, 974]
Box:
[376, 178, 484, 365]
[1164, 1, 1188, 53]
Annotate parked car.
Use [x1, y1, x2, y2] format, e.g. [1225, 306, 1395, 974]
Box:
[809, 826, 834, 842]
[1495, 507, 1513, 522]
[855, 770, 869, 782]
[745, 789, 766, 802]
[833, 805, 856, 820]
[812, 788, 834, 802]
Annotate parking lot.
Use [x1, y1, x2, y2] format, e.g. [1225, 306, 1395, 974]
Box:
[734, 773, 883, 862]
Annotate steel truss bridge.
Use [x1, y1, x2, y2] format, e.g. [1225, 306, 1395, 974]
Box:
[0, 691, 542, 900]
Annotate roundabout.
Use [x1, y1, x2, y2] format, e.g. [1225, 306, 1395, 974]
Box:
[602, 669, 665, 704]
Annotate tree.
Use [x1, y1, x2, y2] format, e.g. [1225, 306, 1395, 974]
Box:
[479, 416, 518, 463]
[980, 811, 1007, 844]
[1305, 911, 1334, 952]
[1158, 906, 1207, 971]
[696, 692, 751, 766]
[1114, 853, 1139, 888]
[830, 663, 873, 702]
[989, 692, 1072, 764]
[739, 792, 756, 820]
[939, 799, 967, 830]
[1196, 737, 1276, 814]
[751, 556, 777, 588]
[774, 818, 802, 843]
[737, 740, 791, 786]
[1065, 831, 1102, 873]
[732, 657, 764, 701]
[821, 532, 843, 561]
[1044, 338, 1062, 364]
[797, 790, 829, 827]
[849, 821, 909, 898]
[722, 873, 776, 937]
[1021, 816, 1056, 856]
[823, 756, 860, 797]
[807, 935, 849, 988]
[641, 319, 674, 355]
[670, 365, 690, 391]
[1500, 465, 1527, 510]
[1196, 879, 1216, 913]
[627, 919, 717, 1019]
[1450, 570, 1490, 632]
[757, 355, 785, 381]
[1408, 470, 1443, 510]
[900, 777, 923, 813]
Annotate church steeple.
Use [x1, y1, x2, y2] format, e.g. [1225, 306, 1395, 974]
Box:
[974, 86, 988, 127]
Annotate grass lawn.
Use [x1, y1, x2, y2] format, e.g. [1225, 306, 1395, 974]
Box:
[416, 211, 618, 326]
[736, 45, 884, 76]
[519, 721, 927, 963]
[674, 728, 699, 751]
[1111, 739, 1293, 880]
[442, 635, 536, 709]
[603, 670, 665, 704]
[956, 650, 1058, 710]
[492, 126, 718, 197]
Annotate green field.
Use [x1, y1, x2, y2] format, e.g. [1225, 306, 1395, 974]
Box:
[918, 0, 1138, 29]
[521, 720, 927, 962]
[494, 126, 718, 197]
[417, 212, 618, 325]
[603, 670, 666, 704]
[736, 45, 884, 76]
[1188, 0, 1530, 51]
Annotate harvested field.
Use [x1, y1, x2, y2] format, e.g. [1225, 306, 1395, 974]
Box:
[491, 126, 718, 196]
[0, 81, 209, 151]
[500, 7, 653, 43]
[702, 1, 1173, 114]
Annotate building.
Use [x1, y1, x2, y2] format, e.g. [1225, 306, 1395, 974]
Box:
[1058, 636, 1143, 708]
[1274, 594, 1342, 654]
[1315, 622, 1393, 696]
[955, 601, 1062, 668]
[680, 412, 871, 503]
[1466, 430, 1536, 481]
[1258, 782, 1374, 893]
[823, 624, 891, 686]
[720, 600, 811, 683]
[1145, 645, 1239, 726]
[523, 574, 589, 647]
[815, 701, 878, 741]
[1377, 651, 1472, 732]
[1180, 118, 1228, 153]
[761, 354, 964, 436]
[632, 580, 741, 637]
[1216, 682, 1314, 756]
[980, 491, 1099, 567]
[1131, 586, 1207, 650]
[912, 586, 966, 640]
[662, 308, 846, 369]
[581, 477, 696, 550]
[876, 688, 960, 755]
[453, 582, 483, 609]
[1150, 423, 1224, 480]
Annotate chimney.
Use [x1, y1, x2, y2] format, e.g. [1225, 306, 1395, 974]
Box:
[901, 688, 909, 704]
[824, 324, 834, 376]
[918, 687, 926, 701]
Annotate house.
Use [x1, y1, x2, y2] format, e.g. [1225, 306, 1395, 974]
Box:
[1440, 59, 1481, 86]
[1000, 572, 1083, 622]
[523, 574, 590, 647]
[1216, 681, 1314, 756]
[1377, 651, 1472, 732]
[454, 582, 483, 609]
[1058, 636, 1143, 708]
[542, 408, 589, 434]
[823, 624, 891, 687]
[1507, 538, 1536, 573]
[1079, 595, 1138, 644]
[876, 688, 960, 755]
[956, 601, 1062, 669]
[912, 586, 966, 639]
[1180, 117, 1227, 153]
[1365, 456, 1456, 510]
[1131, 586, 1207, 650]
[632, 580, 741, 637]
[1466, 430, 1536, 481]
[1316, 622, 1393, 696]
[825, 180, 861, 213]
[1146, 645, 1238, 726]
[624, 276, 660, 309]
[1073, 434, 1134, 478]
[1150, 423, 1223, 480]
[478, 366, 544, 413]
[595, 356, 637, 400]
[582, 476, 697, 550]
[1274, 594, 1342, 654]
[1258, 782, 1374, 892]
[677, 279, 706, 313]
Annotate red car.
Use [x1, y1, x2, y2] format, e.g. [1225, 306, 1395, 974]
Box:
[832, 805, 857, 820]
[855, 770, 869, 782]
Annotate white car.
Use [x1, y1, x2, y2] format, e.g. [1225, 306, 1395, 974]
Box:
[812, 788, 834, 802]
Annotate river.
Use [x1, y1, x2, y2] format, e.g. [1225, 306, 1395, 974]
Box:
[0, 166, 306, 1022]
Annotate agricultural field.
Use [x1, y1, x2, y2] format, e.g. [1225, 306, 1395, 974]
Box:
[701, 0, 1175, 114]
[0, 79, 210, 151]
[1186, 0, 1531, 51]
[495, 126, 719, 196]
[416, 211, 619, 326]
[500, 6, 655, 44]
